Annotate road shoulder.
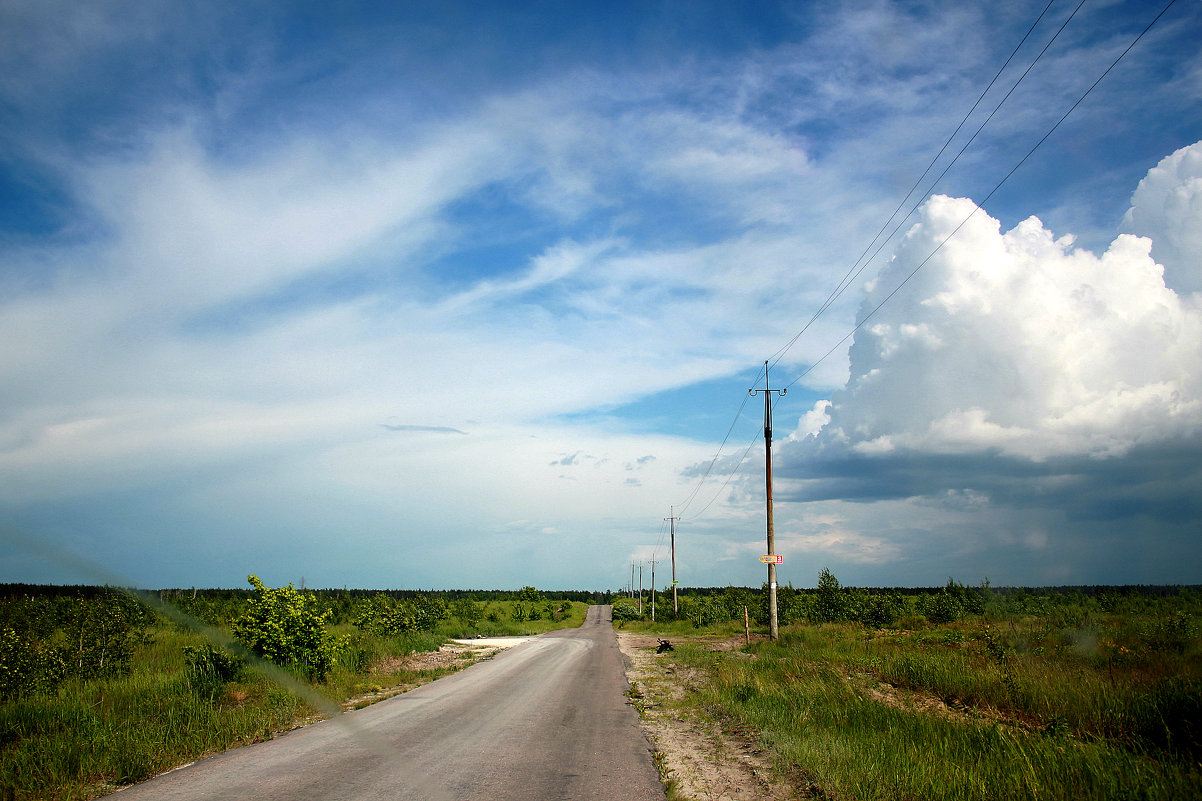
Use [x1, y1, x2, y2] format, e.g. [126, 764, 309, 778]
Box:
[616, 631, 800, 801]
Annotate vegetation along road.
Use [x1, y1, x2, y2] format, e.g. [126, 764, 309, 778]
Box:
[113, 605, 664, 800]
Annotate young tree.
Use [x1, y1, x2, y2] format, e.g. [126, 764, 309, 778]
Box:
[812, 568, 847, 623]
[232, 575, 337, 679]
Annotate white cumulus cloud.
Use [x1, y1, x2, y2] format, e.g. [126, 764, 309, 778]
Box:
[1122, 140, 1202, 296]
[813, 184, 1202, 461]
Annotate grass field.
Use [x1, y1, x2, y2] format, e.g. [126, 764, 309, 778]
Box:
[622, 587, 1201, 800]
[1, 591, 587, 801]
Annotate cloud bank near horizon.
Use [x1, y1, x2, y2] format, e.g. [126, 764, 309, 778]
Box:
[755, 142, 1202, 586]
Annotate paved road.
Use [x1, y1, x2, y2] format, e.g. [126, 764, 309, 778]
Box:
[113, 606, 665, 800]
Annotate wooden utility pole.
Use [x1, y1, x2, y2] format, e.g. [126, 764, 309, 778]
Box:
[649, 560, 656, 622]
[638, 562, 644, 614]
[666, 507, 680, 617]
[750, 360, 786, 640]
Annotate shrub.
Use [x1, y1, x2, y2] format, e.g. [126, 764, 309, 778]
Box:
[232, 575, 337, 679]
[408, 596, 447, 631]
[859, 593, 905, 628]
[611, 598, 642, 622]
[62, 594, 153, 678]
[451, 598, 482, 626]
[352, 593, 447, 635]
[922, 590, 964, 625]
[681, 596, 721, 628]
[0, 625, 65, 699]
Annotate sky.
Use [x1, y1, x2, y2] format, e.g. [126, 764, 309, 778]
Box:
[1, 0, 1200, 592]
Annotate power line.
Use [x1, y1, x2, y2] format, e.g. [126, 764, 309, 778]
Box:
[672, 0, 1068, 523]
[673, 363, 764, 517]
[668, 0, 1180, 529]
[681, 430, 761, 522]
[782, 0, 1179, 396]
[768, 0, 1072, 375]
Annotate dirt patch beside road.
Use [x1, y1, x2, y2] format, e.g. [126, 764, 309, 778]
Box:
[341, 637, 528, 711]
[617, 632, 804, 801]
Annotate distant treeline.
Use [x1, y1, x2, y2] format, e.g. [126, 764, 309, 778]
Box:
[675, 583, 1202, 598]
[0, 583, 612, 633]
[7, 582, 1200, 600]
[616, 575, 1202, 630]
[0, 584, 615, 603]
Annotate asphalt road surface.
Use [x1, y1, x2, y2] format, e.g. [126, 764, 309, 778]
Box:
[112, 605, 665, 800]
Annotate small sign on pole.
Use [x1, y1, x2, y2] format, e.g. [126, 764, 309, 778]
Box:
[759, 554, 783, 564]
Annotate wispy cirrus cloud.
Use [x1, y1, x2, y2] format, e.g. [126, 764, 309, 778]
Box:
[380, 424, 468, 435]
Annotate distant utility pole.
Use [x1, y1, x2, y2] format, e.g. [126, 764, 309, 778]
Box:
[750, 360, 786, 640]
[666, 507, 680, 616]
[631, 562, 636, 598]
[650, 560, 657, 622]
[638, 562, 644, 614]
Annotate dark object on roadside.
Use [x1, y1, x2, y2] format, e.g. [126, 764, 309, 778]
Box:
[657, 639, 674, 653]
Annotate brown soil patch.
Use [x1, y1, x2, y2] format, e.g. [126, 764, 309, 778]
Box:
[617, 632, 806, 801]
[850, 672, 1029, 731]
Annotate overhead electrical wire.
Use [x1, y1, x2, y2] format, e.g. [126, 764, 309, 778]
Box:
[672, 0, 1070, 521]
[781, 0, 1178, 396]
[667, 0, 1179, 528]
[671, 363, 763, 518]
[650, 516, 668, 562]
[767, 0, 1072, 374]
[680, 429, 762, 522]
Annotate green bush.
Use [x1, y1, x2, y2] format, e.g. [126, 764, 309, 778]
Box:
[61, 596, 152, 678]
[353, 595, 418, 635]
[611, 598, 642, 622]
[921, 591, 964, 625]
[681, 596, 720, 628]
[859, 593, 904, 628]
[232, 575, 337, 679]
[409, 596, 447, 631]
[0, 625, 65, 699]
[451, 598, 482, 626]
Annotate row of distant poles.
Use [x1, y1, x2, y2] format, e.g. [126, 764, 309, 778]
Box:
[628, 509, 677, 623]
[630, 362, 785, 638]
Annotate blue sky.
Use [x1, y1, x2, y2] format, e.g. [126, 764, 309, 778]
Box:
[2, 0, 1200, 591]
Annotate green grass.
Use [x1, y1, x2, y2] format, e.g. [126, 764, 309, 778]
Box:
[617, 616, 748, 639]
[2, 600, 590, 800]
[650, 613, 1201, 801]
[2, 628, 308, 800]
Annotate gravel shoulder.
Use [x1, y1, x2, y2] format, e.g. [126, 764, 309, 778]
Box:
[616, 631, 803, 801]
